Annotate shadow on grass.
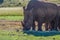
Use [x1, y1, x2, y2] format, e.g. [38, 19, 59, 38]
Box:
[23, 31, 60, 36]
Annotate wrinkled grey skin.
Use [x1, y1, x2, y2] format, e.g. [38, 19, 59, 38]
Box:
[58, 6, 60, 30]
[22, 0, 59, 31]
[22, 7, 33, 31]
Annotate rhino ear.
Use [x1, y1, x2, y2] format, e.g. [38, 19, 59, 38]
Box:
[23, 6, 25, 10]
[21, 21, 24, 27]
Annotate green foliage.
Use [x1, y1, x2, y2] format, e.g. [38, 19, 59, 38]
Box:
[20, 0, 30, 7]
[0, 0, 30, 7]
[0, 0, 60, 7]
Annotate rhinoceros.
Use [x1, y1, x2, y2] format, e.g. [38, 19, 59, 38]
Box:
[22, 0, 59, 31]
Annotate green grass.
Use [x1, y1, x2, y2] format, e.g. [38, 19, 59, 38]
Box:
[0, 16, 24, 21]
[0, 7, 24, 21]
[0, 30, 60, 40]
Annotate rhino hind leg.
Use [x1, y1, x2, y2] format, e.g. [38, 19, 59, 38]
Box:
[32, 22, 36, 31]
[45, 23, 49, 31]
[38, 21, 42, 31]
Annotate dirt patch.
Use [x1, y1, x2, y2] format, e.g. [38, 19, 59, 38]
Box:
[0, 20, 23, 31]
[0, 20, 46, 31]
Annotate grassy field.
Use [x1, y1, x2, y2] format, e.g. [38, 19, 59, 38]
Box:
[0, 16, 24, 21]
[0, 30, 60, 40]
[0, 7, 24, 21]
[0, 7, 60, 40]
[0, 7, 23, 16]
